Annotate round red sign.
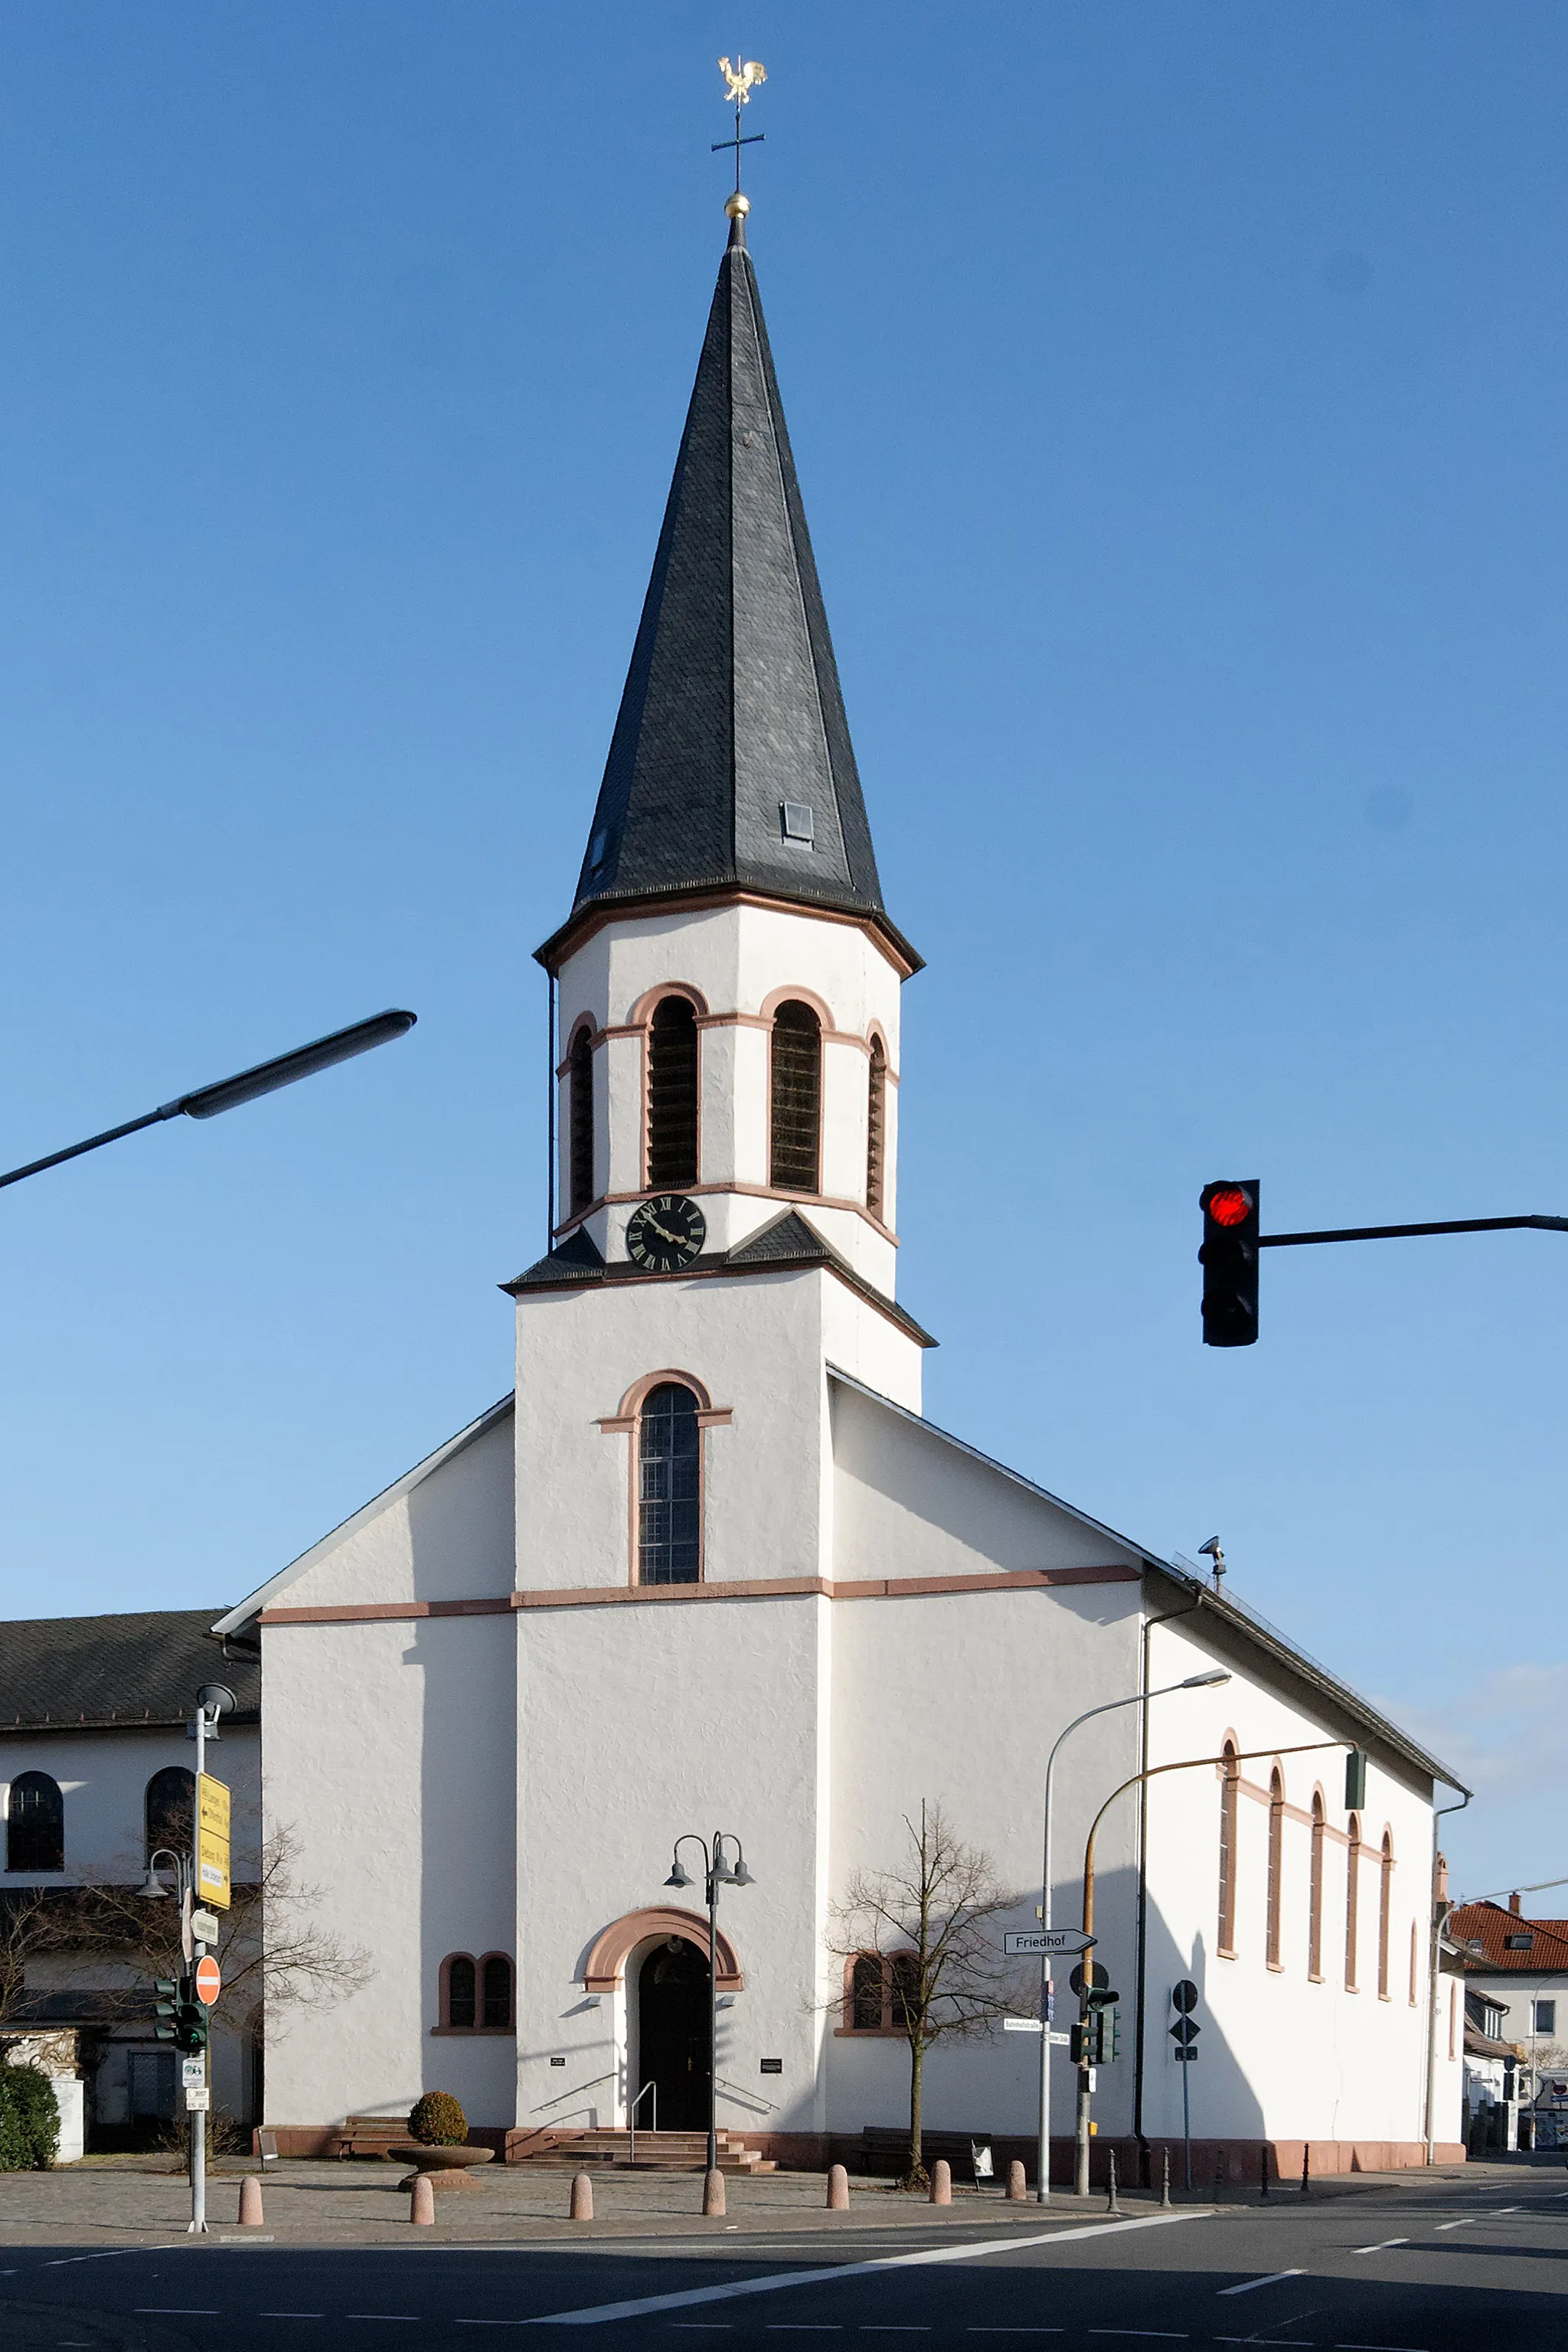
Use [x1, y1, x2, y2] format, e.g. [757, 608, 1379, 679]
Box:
[193, 1954, 222, 2007]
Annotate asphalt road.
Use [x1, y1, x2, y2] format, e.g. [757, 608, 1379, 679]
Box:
[5, 2174, 1565, 2352]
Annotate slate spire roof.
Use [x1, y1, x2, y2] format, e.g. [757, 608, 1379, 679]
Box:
[540, 209, 916, 971]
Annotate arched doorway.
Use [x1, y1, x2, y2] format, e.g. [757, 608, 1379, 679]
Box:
[637, 1938, 709, 2131]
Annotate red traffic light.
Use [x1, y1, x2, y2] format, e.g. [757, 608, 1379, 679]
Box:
[1206, 1184, 1253, 1230]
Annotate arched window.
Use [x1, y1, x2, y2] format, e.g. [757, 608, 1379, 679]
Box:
[1308, 1792, 1325, 1980]
[646, 997, 699, 1191]
[1378, 1831, 1394, 1999]
[568, 1025, 596, 1216]
[638, 1382, 701, 1585]
[1409, 1918, 1419, 2007]
[1266, 1769, 1284, 1968]
[7, 1772, 64, 1873]
[769, 1001, 821, 1193]
[482, 1953, 514, 2030]
[888, 1951, 921, 2031]
[1217, 1743, 1239, 1953]
[851, 1954, 884, 2031]
[866, 1038, 887, 1219]
[145, 1766, 194, 1864]
[1344, 1813, 1361, 1990]
[443, 1954, 477, 2030]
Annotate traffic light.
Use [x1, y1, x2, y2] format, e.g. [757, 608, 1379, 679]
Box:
[152, 1974, 209, 2054]
[1200, 1180, 1260, 1348]
[175, 1998, 209, 2056]
[153, 1978, 180, 2044]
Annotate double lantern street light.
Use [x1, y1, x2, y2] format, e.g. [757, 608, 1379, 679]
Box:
[665, 1831, 756, 2177]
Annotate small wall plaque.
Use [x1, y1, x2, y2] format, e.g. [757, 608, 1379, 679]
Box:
[760, 2057, 782, 2076]
[550, 2055, 567, 2067]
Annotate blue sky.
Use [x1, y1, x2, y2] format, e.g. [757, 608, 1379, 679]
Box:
[2, 3, 1563, 1896]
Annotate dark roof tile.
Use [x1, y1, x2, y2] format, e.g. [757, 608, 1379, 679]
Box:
[0, 1610, 259, 1733]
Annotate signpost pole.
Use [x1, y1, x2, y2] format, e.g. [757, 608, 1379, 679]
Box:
[1181, 2036, 1191, 2191]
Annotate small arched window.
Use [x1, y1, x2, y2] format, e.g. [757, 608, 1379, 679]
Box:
[7, 1772, 64, 1873]
[639, 1382, 701, 1585]
[145, 1766, 194, 1864]
[851, 1954, 884, 2031]
[482, 1953, 514, 2030]
[1217, 1743, 1239, 1954]
[1266, 1769, 1284, 1968]
[1409, 1917, 1419, 2007]
[866, 1039, 887, 1219]
[646, 997, 699, 1191]
[1344, 1813, 1362, 1990]
[1377, 1831, 1394, 1999]
[1308, 1792, 1325, 1980]
[444, 1954, 477, 2031]
[568, 1025, 596, 1216]
[769, 1001, 821, 1193]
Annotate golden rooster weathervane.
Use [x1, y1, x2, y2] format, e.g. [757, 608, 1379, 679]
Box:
[714, 55, 767, 201]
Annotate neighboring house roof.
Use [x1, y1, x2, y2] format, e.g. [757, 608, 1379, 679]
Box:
[1452, 1901, 1568, 1973]
[535, 213, 916, 977]
[1464, 2022, 1518, 2061]
[0, 1609, 258, 1733]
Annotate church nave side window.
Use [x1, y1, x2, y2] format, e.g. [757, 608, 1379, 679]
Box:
[769, 1001, 822, 1193]
[568, 1024, 596, 1217]
[638, 1381, 701, 1585]
[646, 995, 699, 1191]
[6, 1771, 64, 1873]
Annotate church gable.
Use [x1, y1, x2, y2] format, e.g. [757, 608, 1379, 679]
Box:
[828, 1372, 1145, 1589]
[214, 1399, 515, 1627]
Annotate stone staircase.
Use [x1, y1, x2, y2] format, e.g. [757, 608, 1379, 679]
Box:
[506, 2127, 775, 2173]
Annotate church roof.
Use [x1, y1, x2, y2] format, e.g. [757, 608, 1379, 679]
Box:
[537, 211, 918, 975]
[0, 1609, 259, 1732]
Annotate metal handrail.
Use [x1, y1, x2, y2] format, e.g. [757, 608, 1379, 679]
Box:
[528, 2069, 616, 2116]
[717, 2075, 777, 2114]
[628, 2080, 657, 2166]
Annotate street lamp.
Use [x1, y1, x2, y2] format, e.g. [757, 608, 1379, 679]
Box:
[1034, 1668, 1230, 2202]
[0, 1009, 416, 1192]
[665, 1831, 756, 2177]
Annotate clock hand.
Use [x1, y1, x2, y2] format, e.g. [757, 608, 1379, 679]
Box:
[644, 1218, 686, 1248]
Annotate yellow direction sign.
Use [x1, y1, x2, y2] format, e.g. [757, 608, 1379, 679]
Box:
[196, 1772, 231, 1910]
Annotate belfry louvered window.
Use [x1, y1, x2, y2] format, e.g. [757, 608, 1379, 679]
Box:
[769, 1001, 821, 1192]
[646, 997, 699, 1190]
[568, 1026, 596, 1216]
[639, 1382, 701, 1584]
[866, 1038, 887, 1218]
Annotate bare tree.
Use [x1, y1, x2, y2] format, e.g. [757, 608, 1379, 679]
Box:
[828, 1802, 1021, 2187]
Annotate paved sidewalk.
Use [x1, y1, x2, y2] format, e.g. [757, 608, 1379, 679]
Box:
[0, 2151, 1530, 2250]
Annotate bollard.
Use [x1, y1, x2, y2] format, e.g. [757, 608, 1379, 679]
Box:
[1006, 2158, 1027, 2203]
[929, 2158, 952, 2206]
[1105, 2151, 1121, 2216]
[237, 2176, 264, 2227]
[1301, 2143, 1311, 2197]
[410, 2173, 435, 2225]
[570, 2171, 593, 2222]
[1161, 2148, 1171, 2210]
[826, 2163, 850, 2211]
[702, 2167, 727, 2217]
[1260, 2142, 1269, 2200]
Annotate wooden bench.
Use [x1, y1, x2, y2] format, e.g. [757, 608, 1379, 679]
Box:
[328, 2115, 415, 2160]
[857, 2126, 995, 2182]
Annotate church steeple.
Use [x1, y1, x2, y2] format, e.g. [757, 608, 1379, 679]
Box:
[544, 199, 913, 969]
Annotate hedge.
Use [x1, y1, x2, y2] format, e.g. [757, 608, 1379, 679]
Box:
[0, 2063, 60, 2170]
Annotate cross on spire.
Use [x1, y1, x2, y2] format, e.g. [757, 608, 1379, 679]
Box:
[713, 55, 766, 196]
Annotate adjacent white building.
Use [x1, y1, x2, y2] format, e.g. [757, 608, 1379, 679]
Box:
[204, 196, 1469, 2184]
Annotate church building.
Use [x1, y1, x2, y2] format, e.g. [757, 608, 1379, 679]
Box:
[212, 194, 1468, 2180]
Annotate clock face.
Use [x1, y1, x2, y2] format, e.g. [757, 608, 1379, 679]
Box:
[626, 1194, 707, 1274]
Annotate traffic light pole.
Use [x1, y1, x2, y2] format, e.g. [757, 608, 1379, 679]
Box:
[1259, 1212, 1568, 1249]
[189, 1701, 208, 2237]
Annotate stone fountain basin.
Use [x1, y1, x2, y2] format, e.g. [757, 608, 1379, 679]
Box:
[394, 2143, 495, 2191]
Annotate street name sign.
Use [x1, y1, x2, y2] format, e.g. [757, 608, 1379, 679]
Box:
[1003, 2016, 1043, 2032]
[197, 1773, 231, 1909]
[191, 1909, 220, 1945]
[1004, 1929, 1096, 1958]
[185, 2086, 211, 2112]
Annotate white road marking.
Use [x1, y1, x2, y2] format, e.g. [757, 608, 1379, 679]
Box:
[345, 2318, 422, 2324]
[527, 2210, 1204, 2326]
[136, 2311, 222, 2317]
[1354, 2237, 1410, 2252]
[1433, 2217, 1476, 2231]
[49, 2249, 182, 2268]
[259, 2316, 326, 2321]
[1215, 2271, 1305, 2298]
[1489, 2204, 1521, 2214]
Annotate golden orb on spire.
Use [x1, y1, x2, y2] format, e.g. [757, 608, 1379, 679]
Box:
[724, 191, 751, 221]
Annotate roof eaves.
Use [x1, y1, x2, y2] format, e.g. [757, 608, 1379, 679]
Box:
[211, 1395, 515, 1638]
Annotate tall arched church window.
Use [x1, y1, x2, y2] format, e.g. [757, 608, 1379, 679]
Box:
[1266, 1769, 1284, 1968]
[646, 997, 698, 1191]
[145, 1766, 194, 1864]
[569, 1026, 596, 1216]
[482, 1953, 514, 2029]
[851, 1954, 884, 2032]
[1377, 1831, 1394, 1998]
[443, 1954, 477, 2031]
[769, 1001, 821, 1193]
[866, 1038, 887, 1219]
[1217, 1743, 1239, 1954]
[1308, 1792, 1325, 1980]
[1344, 1813, 1362, 1990]
[7, 1772, 64, 1873]
[638, 1382, 701, 1586]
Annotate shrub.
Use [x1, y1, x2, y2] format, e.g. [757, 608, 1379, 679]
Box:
[0, 2065, 60, 2170]
[407, 2091, 467, 2146]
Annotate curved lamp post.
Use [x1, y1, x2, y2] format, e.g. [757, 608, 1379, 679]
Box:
[665, 1831, 755, 2177]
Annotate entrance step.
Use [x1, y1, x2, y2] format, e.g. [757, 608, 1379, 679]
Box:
[505, 2128, 775, 2173]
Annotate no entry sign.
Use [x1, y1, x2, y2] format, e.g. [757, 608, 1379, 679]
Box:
[193, 1953, 222, 2007]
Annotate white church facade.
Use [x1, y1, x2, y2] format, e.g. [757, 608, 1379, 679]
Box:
[212, 195, 1468, 2183]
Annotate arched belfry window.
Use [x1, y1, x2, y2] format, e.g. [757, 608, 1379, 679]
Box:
[568, 1025, 596, 1217]
[1308, 1792, 1325, 1980]
[1217, 1743, 1239, 1954]
[647, 997, 699, 1191]
[1377, 1831, 1394, 1999]
[7, 1772, 64, 1873]
[1344, 1813, 1362, 1990]
[639, 1382, 701, 1585]
[769, 1001, 821, 1193]
[145, 1766, 194, 1864]
[1266, 1769, 1284, 1968]
[866, 1038, 887, 1219]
